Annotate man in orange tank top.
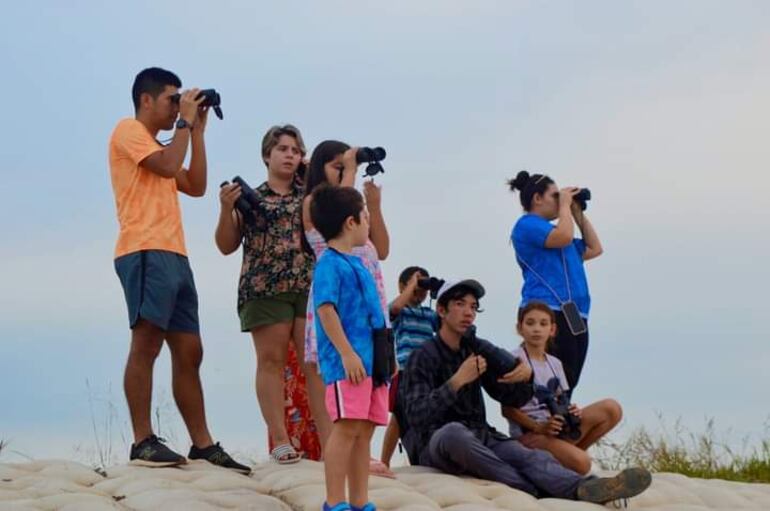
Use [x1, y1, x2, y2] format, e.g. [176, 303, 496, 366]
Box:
[108, 67, 248, 473]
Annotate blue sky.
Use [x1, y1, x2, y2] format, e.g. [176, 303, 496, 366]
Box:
[1, 1, 769, 463]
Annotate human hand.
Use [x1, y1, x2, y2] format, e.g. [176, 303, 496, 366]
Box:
[568, 403, 582, 418]
[451, 355, 487, 389]
[179, 88, 204, 126]
[558, 187, 580, 210]
[342, 351, 366, 385]
[342, 147, 359, 172]
[219, 183, 242, 211]
[406, 271, 421, 292]
[497, 358, 532, 384]
[536, 416, 564, 436]
[363, 180, 382, 210]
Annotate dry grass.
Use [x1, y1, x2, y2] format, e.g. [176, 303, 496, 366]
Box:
[594, 416, 770, 483]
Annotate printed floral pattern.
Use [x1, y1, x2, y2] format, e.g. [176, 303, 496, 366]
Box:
[237, 182, 313, 309]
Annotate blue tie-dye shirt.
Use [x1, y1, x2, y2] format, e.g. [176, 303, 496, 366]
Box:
[313, 248, 385, 385]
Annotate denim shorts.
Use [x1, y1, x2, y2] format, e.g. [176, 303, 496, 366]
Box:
[115, 250, 199, 334]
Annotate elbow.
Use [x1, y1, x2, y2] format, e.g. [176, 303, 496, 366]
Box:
[188, 186, 206, 198]
[377, 246, 389, 260]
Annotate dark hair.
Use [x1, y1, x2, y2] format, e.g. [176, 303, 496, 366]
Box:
[305, 140, 351, 198]
[517, 301, 556, 324]
[507, 170, 554, 211]
[310, 184, 364, 242]
[437, 285, 483, 311]
[131, 67, 181, 112]
[399, 266, 429, 285]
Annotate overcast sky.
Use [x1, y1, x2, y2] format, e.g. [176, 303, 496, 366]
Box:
[1, 0, 769, 464]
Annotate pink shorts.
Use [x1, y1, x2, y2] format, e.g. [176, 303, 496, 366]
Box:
[325, 377, 389, 426]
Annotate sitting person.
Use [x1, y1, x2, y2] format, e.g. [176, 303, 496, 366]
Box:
[396, 280, 651, 503]
[502, 301, 622, 475]
[380, 266, 438, 467]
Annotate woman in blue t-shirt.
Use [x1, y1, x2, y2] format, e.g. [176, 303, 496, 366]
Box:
[508, 170, 604, 393]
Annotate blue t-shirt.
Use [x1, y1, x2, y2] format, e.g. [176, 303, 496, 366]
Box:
[511, 214, 591, 317]
[313, 248, 385, 385]
[390, 304, 437, 369]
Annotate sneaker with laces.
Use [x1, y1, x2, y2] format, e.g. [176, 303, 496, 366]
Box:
[188, 442, 251, 475]
[576, 467, 652, 504]
[129, 435, 187, 467]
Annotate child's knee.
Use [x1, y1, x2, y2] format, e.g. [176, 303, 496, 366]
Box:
[573, 451, 592, 475]
[602, 399, 622, 424]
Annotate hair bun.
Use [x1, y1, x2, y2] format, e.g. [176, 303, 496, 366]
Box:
[507, 170, 531, 192]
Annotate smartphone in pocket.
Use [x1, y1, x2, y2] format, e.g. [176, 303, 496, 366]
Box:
[560, 301, 587, 336]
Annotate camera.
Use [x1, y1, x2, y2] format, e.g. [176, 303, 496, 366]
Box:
[220, 176, 263, 223]
[533, 378, 582, 440]
[356, 146, 387, 177]
[171, 88, 224, 120]
[461, 326, 521, 379]
[417, 276, 445, 299]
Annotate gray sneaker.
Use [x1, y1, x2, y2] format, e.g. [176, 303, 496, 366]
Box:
[129, 435, 187, 467]
[576, 467, 652, 504]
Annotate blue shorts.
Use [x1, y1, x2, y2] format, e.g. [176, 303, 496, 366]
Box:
[114, 250, 200, 334]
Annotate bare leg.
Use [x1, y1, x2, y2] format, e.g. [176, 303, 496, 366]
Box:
[292, 318, 332, 450]
[380, 416, 400, 467]
[124, 319, 164, 444]
[520, 432, 592, 475]
[348, 421, 375, 508]
[251, 322, 292, 447]
[324, 419, 361, 506]
[166, 330, 214, 448]
[575, 399, 622, 450]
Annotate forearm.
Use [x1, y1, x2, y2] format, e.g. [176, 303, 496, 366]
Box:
[551, 205, 575, 246]
[389, 288, 413, 317]
[185, 132, 207, 196]
[368, 206, 390, 259]
[575, 212, 603, 259]
[405, 378, 458, 428]
[318, 305, 355, 357]
[155, 129, 191, 177]
[215, 210, 241, 255]
[503, 407, 541, 431]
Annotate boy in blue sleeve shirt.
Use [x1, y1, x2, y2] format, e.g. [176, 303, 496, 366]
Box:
[311, 184, 388, 511]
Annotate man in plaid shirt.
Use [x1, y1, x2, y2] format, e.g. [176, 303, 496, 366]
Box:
[396, 280, 651, 503]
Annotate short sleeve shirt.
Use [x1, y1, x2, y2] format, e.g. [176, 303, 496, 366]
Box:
[510, 346, 570, 422]
[109, 118, 186, 258]
[313, 249, 385, 385]
[511, 214, 590, 316]
[390, 304, 437, 369]
[237, 181, 313, 309]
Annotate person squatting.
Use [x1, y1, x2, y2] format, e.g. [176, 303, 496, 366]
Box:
[108, 67, 652, 511]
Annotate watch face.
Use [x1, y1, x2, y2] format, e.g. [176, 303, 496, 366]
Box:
[176, 119, 188, 129]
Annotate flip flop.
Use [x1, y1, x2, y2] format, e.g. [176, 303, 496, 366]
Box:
[271, 443, 301, 465]
[368, 458, 396, 479]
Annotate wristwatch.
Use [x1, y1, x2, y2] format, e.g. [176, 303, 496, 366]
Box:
[176, 118, 192, 130]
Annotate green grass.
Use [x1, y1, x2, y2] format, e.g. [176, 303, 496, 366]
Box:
[594, 417, 770, 483]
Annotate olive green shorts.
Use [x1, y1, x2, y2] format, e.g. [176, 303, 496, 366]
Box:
[239, 292, 309, 332]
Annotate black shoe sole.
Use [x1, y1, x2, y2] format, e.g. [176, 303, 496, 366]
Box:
[577, 467, 652, 504]
[129, 458, 187, 468]
[188, 458, 252, 475]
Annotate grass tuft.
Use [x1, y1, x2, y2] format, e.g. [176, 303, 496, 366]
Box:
[594, 416, 770, 483]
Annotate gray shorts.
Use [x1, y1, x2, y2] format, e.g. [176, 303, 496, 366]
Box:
[115, 250, 200, 334]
